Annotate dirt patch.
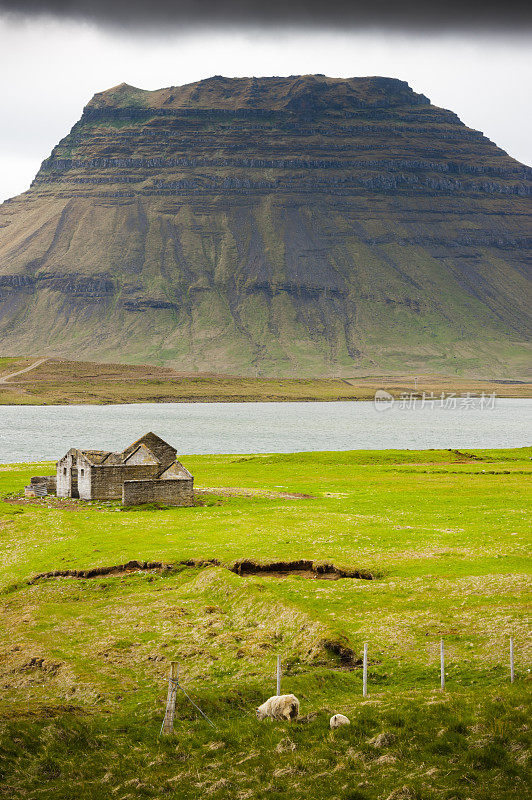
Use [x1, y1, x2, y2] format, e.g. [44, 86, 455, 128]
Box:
[321, 637, 360, 666]
[15, 657, 62, 676]
[0, 704, 86, 720]
[196, 487, 315, 500]
[26, 558, 376, 585]
[3, 486, 314, 512]
[3, 496, 87, 511]
[448, 449, 481, 461]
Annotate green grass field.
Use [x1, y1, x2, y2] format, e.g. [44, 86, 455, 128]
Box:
[0, 448, 530, 799]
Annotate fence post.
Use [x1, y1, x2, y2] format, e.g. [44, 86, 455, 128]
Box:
[510, 637, 514, 683]
[276, 655, 282, 695]
[440, 639, 445, 691]
[363, 643, 368, 698]
[161, 661, 178, 735]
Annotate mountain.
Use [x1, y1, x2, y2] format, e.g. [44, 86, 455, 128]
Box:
[0, 75, 530, 377]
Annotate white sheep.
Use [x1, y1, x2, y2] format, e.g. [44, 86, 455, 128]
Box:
[256, 694, 300, 721]
[330, 714, 350, 728]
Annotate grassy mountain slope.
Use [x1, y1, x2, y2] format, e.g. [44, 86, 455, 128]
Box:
[0, 75, 530, 376]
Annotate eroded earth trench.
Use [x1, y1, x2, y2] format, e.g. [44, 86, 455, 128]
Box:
[27, 558, 376, 584]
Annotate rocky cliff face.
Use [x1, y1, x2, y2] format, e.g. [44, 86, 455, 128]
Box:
[0, 75, 530, 376]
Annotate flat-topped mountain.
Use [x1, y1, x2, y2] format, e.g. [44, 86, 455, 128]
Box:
[0, 75, 530, 376]
[87, 75, 430, 111]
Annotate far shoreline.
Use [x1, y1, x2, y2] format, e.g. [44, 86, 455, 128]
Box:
[2, 395, 532, 407]
[1, 356, 531, 405]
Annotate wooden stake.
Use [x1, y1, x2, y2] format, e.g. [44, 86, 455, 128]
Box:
[161, 661, 178, 735]
[510, 637, 514, 684]
[440, 639, 445, 691]
[276, 655, 282, 696]
[363, 643, 368, 698]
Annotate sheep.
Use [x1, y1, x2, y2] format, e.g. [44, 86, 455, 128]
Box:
[256, 694, 300, 721]
[330, 714, 350, 729]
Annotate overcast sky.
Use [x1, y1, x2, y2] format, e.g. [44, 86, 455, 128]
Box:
[0, 11, 531, 203]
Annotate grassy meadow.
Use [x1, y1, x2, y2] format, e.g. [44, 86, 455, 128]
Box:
[0, 448, 530, 799]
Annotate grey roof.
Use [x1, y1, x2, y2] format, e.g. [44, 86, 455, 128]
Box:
[120, 432, 176, 469]
[59, 434, 183, 473]
[79, 450, 112, 465]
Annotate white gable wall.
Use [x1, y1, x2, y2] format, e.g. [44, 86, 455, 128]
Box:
[56, 450, 77, 497]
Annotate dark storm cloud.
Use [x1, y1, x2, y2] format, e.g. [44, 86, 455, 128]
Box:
[1, 0, 531, 31]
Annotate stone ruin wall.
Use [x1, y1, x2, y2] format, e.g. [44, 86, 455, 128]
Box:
[90, 464, 161, 500]
[122, 478, 194, 507]
[30, 476, 57, 493]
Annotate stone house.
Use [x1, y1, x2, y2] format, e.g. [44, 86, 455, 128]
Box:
[56, 432, 194, 506]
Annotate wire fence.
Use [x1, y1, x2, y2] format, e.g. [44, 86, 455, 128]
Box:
[159, 635, 527, 733]
[215, 636, 528, 683]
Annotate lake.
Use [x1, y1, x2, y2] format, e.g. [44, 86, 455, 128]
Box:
[0, 399, 530, 464]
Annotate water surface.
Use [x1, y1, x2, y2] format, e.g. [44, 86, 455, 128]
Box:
[0, 399, 530, 463]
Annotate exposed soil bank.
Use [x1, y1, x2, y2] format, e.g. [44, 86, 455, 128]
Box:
[26, 558, 376, 584]
[231, 558, 374, 580]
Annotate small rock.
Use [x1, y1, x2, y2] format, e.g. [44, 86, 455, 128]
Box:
[298, 712, 320, 724]
[276, 738, 296, 753]
[375, 754, 397, 764]
[370, 732, 396, 748]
